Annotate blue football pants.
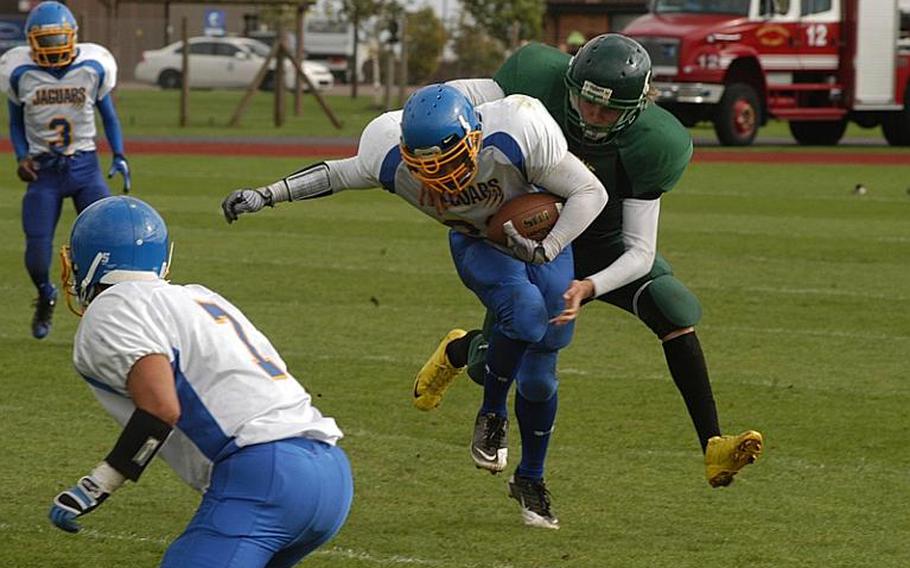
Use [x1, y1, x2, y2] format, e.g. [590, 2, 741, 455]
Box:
[160, 438, 353, 568]
[448, 231, 575, 401]
[22, 151, 110, 295]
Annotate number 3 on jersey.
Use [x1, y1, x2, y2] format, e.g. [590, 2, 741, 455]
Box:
[48, 116, 72, 151]
[196, 301, 287, 380]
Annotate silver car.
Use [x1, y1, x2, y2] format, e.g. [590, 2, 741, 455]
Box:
[134, 36, 334, 91]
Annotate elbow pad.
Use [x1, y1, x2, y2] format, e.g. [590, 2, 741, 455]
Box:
[265, 162, 333, 203]
[104, 408, 173, 482]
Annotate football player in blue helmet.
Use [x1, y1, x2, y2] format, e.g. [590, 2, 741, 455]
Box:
[61, 196, 170, 313]
[25, 1, 78, 67]
[1, 0, 130, 339]
[222, 82, 610, 529]
[400, 84, 483, 195]
[51, 195, 353, 566]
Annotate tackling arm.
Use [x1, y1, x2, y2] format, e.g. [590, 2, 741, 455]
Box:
[587, 198, 660, 297]
[49, 355, 176, 533]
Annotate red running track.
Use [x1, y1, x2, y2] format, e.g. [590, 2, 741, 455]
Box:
[1, 139, 908, 165]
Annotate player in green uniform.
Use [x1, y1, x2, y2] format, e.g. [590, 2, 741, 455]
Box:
[413, 34, 763, 497]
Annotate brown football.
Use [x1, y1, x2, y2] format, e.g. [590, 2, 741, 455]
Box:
[486, 193, 564, 245]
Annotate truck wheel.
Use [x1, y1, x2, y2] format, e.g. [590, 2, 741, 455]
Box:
[713, 83, 760, 146]
[789, 120, 847, 145]
[158, 69, 182, 90]
[882, 88, 910, 146]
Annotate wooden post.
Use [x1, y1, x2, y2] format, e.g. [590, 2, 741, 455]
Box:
[163, 1, 171, 46]
[350, 9, 359, 99]
[228, 40, 281, 127]
[280, 43, 343, 129]
[384, 49, 394, 110]
[398, 15, 407, 107]
[179, 17, 189, 127]
[294, 6, 304, 116]
[274, 18, 286, 127]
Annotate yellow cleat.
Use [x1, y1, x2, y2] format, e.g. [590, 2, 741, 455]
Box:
[705, 430, 764, 488]
[412, 329, 468, 411]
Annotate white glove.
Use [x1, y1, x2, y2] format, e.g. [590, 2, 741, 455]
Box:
[221, 188, 272, 223]
[503, 220, 557, 264]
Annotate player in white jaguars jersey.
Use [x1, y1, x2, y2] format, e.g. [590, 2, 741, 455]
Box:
[48, 196, 352, 567]
[221, 84, 608, 529]
[0, 1, 130, 340]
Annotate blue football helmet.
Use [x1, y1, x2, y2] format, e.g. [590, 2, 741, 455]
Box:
[61, 196, 171, 312]
[400, 84, 482, 195]
[26, 1, 78, 68]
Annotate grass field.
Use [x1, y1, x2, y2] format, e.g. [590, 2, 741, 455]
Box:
[1, 150, 908, 567]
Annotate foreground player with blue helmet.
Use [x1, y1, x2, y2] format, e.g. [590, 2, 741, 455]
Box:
[222, 84, 608, 528]
[51, 196, 352, 566]
[0, 1, 130, 340]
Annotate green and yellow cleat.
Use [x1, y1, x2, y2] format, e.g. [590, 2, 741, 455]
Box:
[705, 430, 764, 488]
[412, 329, 468, 411]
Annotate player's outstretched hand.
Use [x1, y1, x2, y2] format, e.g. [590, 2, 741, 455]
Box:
[107, 154, 131, 193]
[17, 157, 38, 182]
[550, 279, 595, 326]
[49, 476, 110, 533]
[503, 220, 550, 264]
[221, 188, 270, 223]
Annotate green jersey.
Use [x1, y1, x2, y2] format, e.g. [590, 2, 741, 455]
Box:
[493, 42, 693, 244]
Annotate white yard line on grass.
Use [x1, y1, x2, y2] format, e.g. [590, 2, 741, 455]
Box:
[0, 523, 515, 568]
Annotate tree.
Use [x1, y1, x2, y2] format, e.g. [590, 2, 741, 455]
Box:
[451, 20, 506, 78]
[405, 7, 446, 84]
[460, 0, 544, 47]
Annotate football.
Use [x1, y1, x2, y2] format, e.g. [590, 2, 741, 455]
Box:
[486, 193, 564, 245]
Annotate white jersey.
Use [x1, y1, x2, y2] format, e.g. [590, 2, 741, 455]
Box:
[0, 43, 117, 156]
[328, 95, 569, 239]
[73, 279, 343, 492]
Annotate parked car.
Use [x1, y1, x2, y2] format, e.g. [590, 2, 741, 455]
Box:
[134, 36, 334, 91]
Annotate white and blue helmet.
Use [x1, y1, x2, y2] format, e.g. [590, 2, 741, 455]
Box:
[64, 196, 170, 309]
[400, 84, 483, 195]
[26, 1, 78, 67]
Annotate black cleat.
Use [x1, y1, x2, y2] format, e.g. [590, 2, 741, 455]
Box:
[31, 287, 57, 340]
[508, 474, 559, 529]
[471, 412, 508, 473]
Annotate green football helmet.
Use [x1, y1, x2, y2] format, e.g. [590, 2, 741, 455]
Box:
[564, 33, 652, 144]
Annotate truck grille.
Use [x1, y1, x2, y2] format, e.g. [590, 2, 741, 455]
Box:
[633, 37, 680, 71]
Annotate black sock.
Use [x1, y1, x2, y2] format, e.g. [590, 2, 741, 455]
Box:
[662, 331, 721, 452]
[445, 329, 482, 368]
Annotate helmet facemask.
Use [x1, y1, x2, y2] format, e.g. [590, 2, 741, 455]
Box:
[28, 22, 77, 67]
[563, 33, 653, 146]
[59, 242, 174, 316]
[401, 118, 483, 196]
[565, 71, 651, 144]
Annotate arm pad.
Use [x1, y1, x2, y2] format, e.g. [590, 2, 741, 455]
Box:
[104, 408, 173, 482]
[264, 162, 333, 204]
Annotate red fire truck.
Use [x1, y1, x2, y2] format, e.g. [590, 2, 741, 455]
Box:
[623, 0, 910, 146]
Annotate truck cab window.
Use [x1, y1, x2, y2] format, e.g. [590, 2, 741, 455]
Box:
[801, 0, 832, 16]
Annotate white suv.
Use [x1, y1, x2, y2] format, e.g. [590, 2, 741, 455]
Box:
[134, 36, 334, 91]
